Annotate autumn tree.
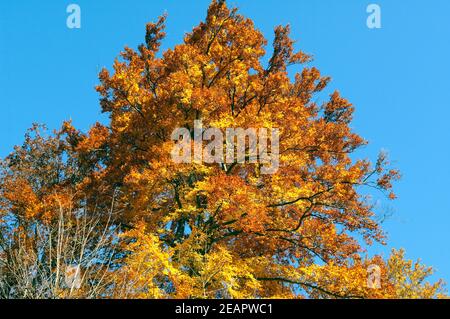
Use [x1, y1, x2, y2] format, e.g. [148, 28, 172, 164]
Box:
[0, 0, 446, 299]
[0, 125, 118, 298]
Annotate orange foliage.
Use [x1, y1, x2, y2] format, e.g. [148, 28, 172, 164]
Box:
[0, 0, 445, 299]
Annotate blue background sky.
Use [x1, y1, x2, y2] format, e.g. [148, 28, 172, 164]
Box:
[1, 0, 449, 284]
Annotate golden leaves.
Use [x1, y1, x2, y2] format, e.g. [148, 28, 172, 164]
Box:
[1, 0, 446, 300]
[86, 0, 413, 298]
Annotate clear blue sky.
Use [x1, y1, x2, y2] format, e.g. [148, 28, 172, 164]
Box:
[1, 0, 449, 284]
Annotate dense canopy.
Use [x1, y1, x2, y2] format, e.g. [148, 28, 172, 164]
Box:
[0, 0, 445, 299]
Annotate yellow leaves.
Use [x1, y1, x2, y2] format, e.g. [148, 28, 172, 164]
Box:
[287, 250, 448, 299]
[114, 222, 192, 299]
[4, 0, 446, 301]
[180, 87, 193, 105]
[387, 249, 447, 299]
[209, 113, 235, 129]
[194, 245, 261, 299]
[116, 223, 261, 299]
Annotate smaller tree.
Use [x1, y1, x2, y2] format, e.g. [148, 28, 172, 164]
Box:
[0, 125, 118, 299]
[386, 249, 446, 299]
